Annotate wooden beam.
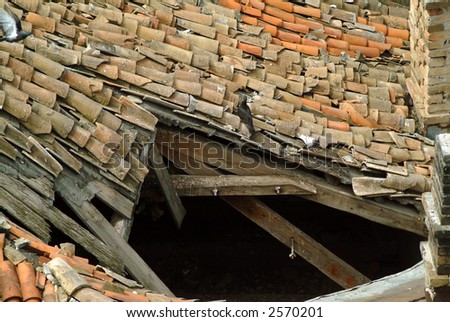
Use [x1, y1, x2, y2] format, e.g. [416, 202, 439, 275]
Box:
[171, 175, 316, 197]
[156, 127, 426, 236]
[64, 198, 174, 296]
[0, 173, 125, 273]
[149, 144, 186, 228]
[223, 196, 371, 289]
[308, 261, 425, 302]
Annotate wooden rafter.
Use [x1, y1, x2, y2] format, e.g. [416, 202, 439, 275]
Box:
[171, 175, 316, 197]
[223, 196, 371, 288]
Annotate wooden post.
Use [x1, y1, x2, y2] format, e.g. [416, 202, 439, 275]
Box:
[149, 144, 186, 229]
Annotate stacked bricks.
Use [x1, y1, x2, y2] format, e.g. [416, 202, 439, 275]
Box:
[422, 133, 450, 301]
[408, 0, 450, 133]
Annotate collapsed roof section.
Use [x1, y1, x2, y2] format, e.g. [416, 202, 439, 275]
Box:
[0, 0, 432, 293]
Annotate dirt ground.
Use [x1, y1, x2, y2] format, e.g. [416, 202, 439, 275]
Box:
[129, 196, 424, 302]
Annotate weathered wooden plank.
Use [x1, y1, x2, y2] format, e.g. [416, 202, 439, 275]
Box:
[0, 173, 124, 273]
[149, 144, 186, 229]
[63, 198, 174, 296]
[0, 187, 51, 242]
[90, 180, 134, 220]
[308, 261, 425, 302]
[223, 196, 371, 288]
[171, 175, 316, 196]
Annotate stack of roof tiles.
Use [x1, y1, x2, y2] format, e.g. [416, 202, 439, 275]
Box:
[408, 0, 450, 133]
[0, 213, 189, 302]
[0, 0, 437, 280]
[422, 134, 450, 301]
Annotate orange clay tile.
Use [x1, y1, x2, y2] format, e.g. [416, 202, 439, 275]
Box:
[0, 261, 22, 302]
[241, 15, 258, 26]
[8, 221, 44, 244]
[124, 291, 152, 302]
[389, 87, 396, 103]
[220, 0, 241, 10]
[321, 105, 351, 121]
[301, 38, 326, 49]
[49, 253, 95, 276]
[323, 27, 342, 39]
[387, 27, 409, 41]
[237, 42, 263, 56]
[280, 40, 297, 51]
[277, 30, 302, 43]
[327, 47, 356, 58]
[295, 16, 323, 30]
[281, 21, 308, 34]
[93, 269, 114, 282]
[264, 0, 294, 12]
[243, 0, 265, 10]
[367, 21, 388, 35]
[272, 37, 282, 45]
[296, 44, 319, 56]
[264, 6, 295, 23]
[36, 269, 47, 291]
[300, 97, 321, 110]
[27, 240, 59, 256]
[17, 261, 42, 302]
[341, 34, 368, 47]
[164, 35, 190, 50]
[357, 16, 368, 24]
[258, 21, 278, 36]
[327, 120, 350, 132]
[349, 45, 380, 58]
[341, 102, 379, 128]
[0, 233, 4, 262]
[385, 36, 403, 48]
[241, 5, 262, 17]
[43, 280, 57, 302]
[367, 40, 392, 52]
[293, 5, 321, 19]
[326, 38, 349, 50]
[260, 13, 283, 26]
